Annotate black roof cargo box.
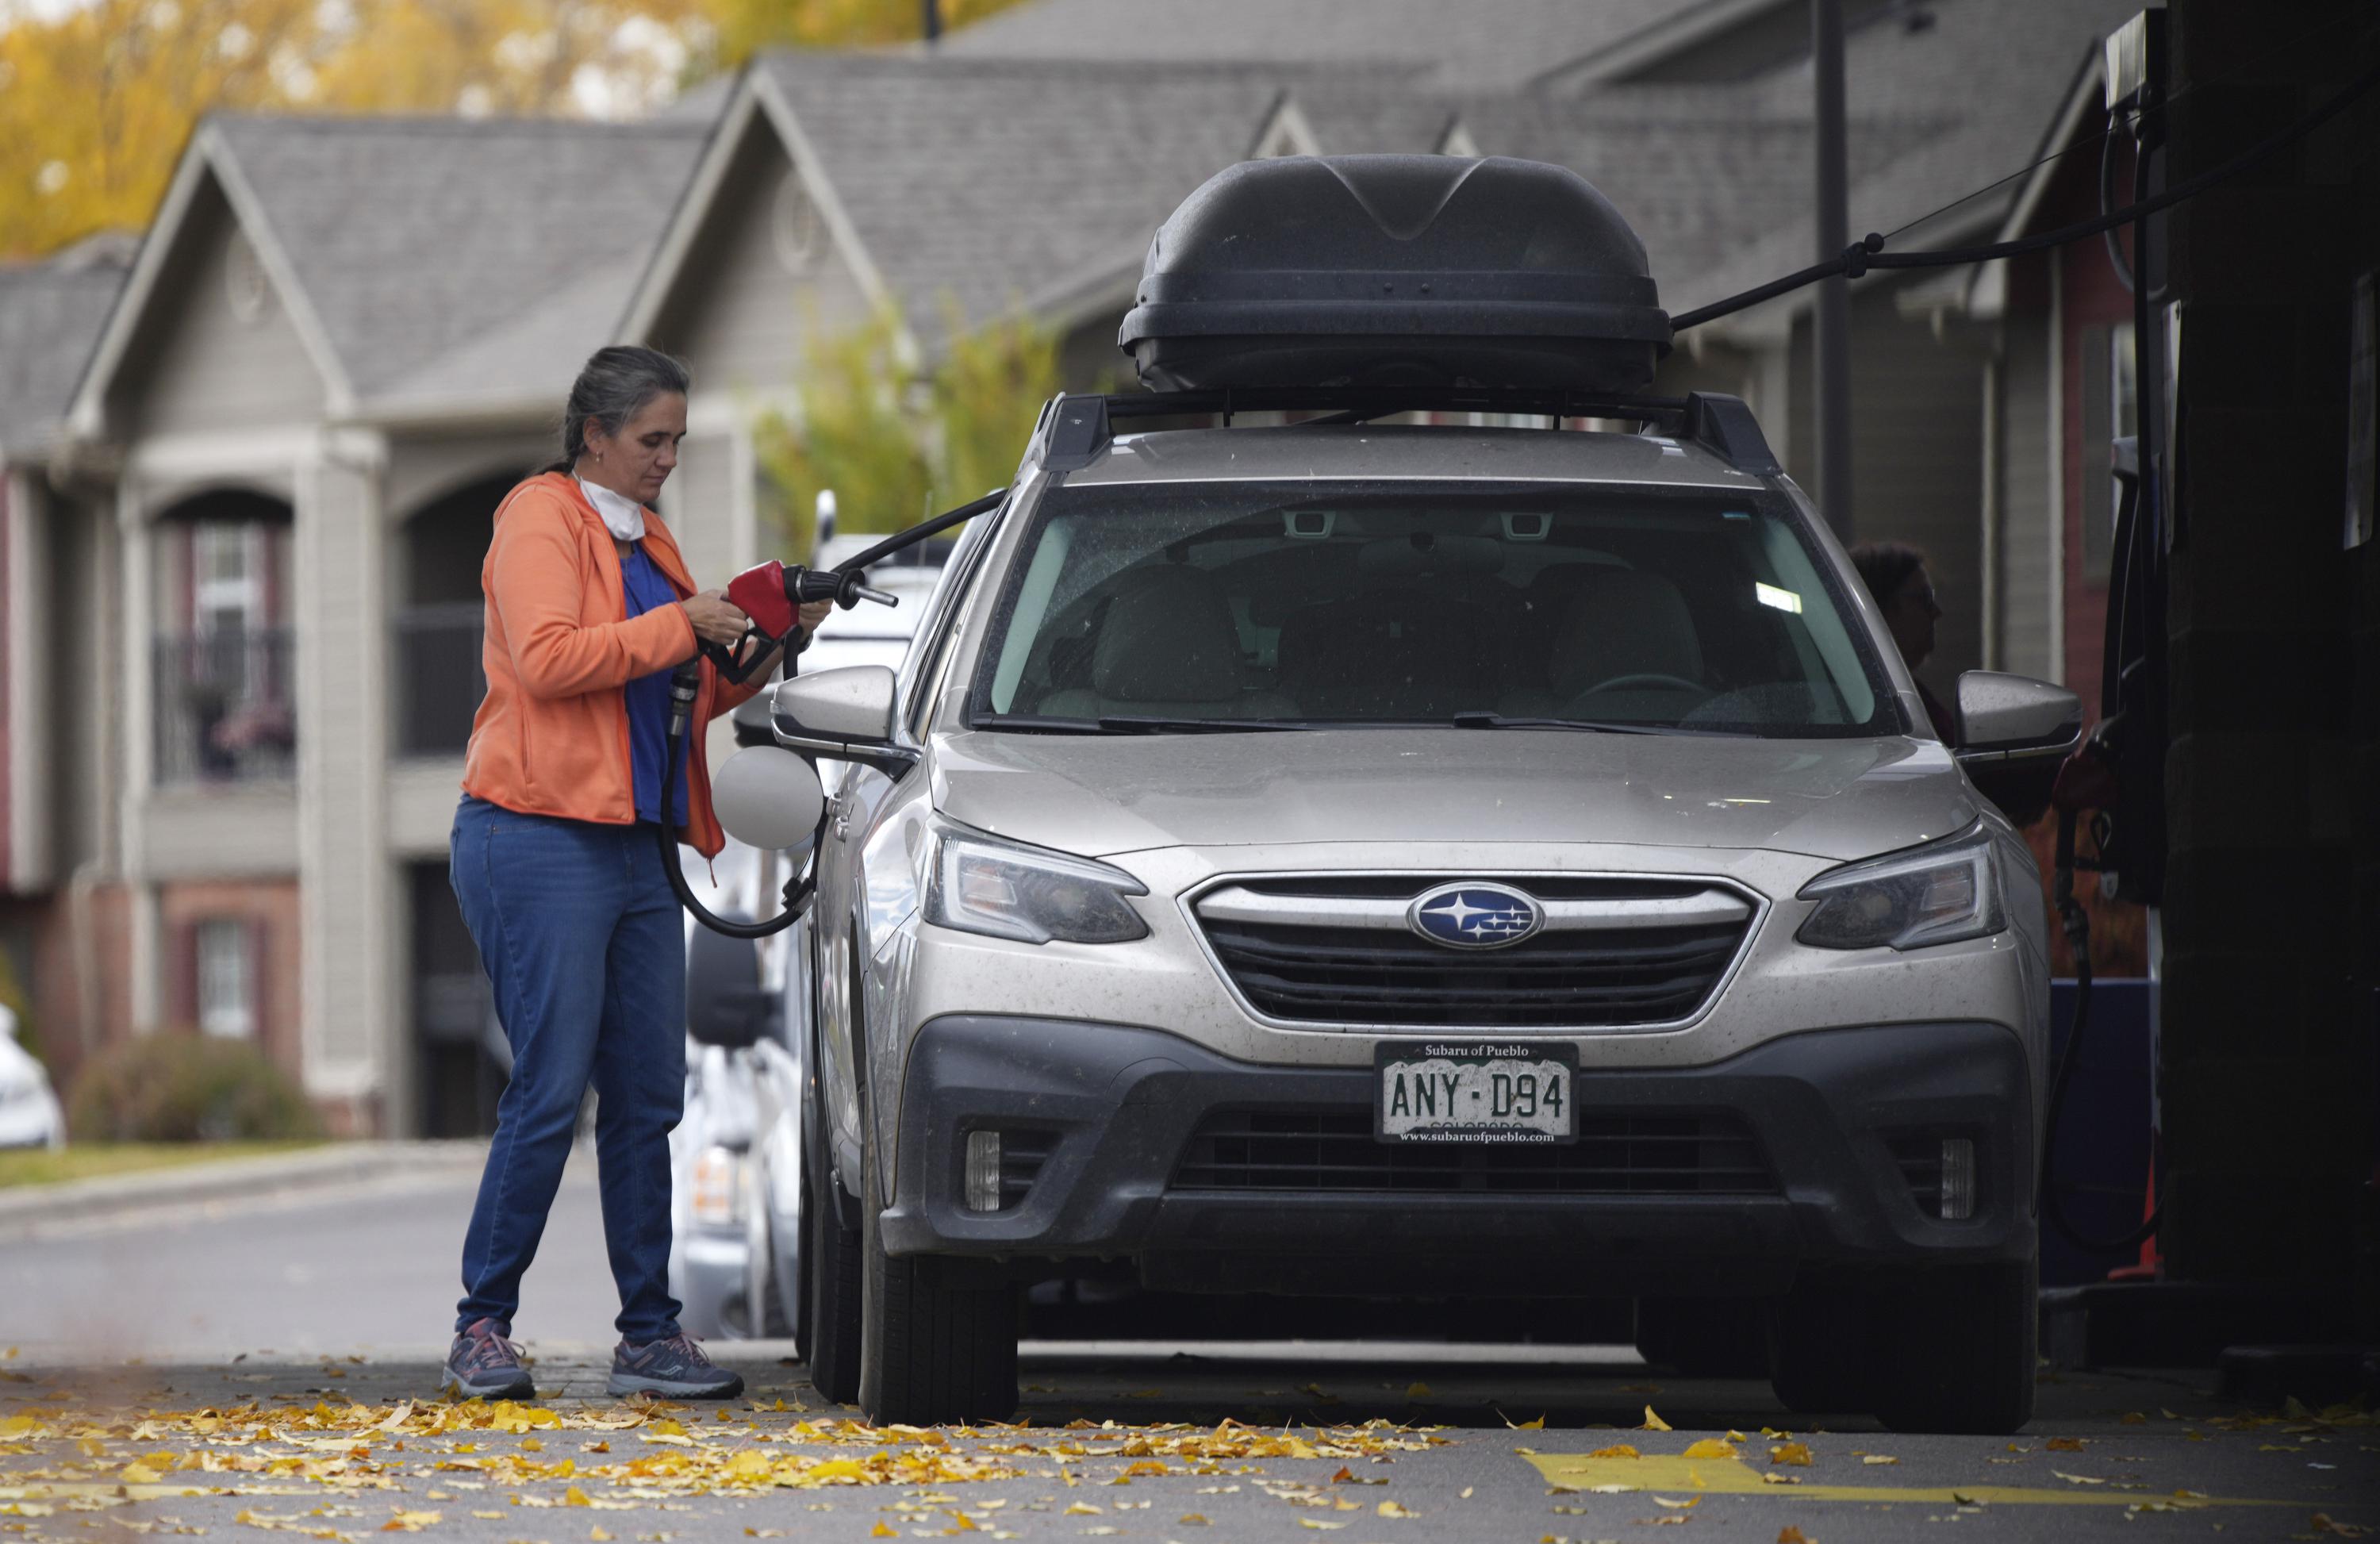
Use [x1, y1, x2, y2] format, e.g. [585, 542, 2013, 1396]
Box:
[1119, 155, 1672, 395]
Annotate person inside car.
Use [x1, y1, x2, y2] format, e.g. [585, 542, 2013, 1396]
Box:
[1848, 540, 1956, 746]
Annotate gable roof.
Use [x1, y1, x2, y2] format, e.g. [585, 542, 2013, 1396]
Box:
[625, 54, 1292, 361]
[0, 234, 134, 460]
[72, 113, 715, 434]
[1638, 0, 2143, 329]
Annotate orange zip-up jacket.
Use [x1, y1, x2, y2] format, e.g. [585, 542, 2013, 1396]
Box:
[460, 471, 762, 858]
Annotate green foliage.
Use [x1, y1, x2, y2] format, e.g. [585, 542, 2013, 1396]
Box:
[755, 303, 1060, 546]
[67, 1032, 324, 1143]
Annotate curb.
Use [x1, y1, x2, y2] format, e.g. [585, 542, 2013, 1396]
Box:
[0, 1140, 489, 1232]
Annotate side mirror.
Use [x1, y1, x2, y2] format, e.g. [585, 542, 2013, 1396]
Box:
[1953, 670, 2083, 824]
[685, 924, 774, 1048]
[770, 666, 916, 774]
[712, 746, 826, 850]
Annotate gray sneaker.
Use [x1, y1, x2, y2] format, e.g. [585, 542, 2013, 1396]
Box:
[444, 1317, 536, 1401]
[607, 1331, 744, 1399]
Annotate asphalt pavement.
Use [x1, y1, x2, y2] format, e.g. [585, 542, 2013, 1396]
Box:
[2, 1149, 2374, 1543]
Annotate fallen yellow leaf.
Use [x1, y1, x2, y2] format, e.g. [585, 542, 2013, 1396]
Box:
[1641, 1406, 1672, 1432]
[1590, 1444, 1641, 1459]
[1682, 1438, 1737, 1460]
[1377, 1500, 1418, 1518]
[1296, 1524, 1349, 1534]
[2044, 1436, 2086, 1452]
[1770, 1442, 1812, 1466]
[1778, 1528, 1814, 1544]
[563, 1487, 591, 1507]
[2052, 1471, 2106, 1486]
[589, 1530, 612, 1542]
[120, 1463, 163, 1484]
[1179, 1515, 1209, 1527]
[1651, 1496, 1701, 1509]
[378, 1513, 440, 1534]
[870, 1525, 896, 1540]
[1509, 1413, 1546, 1431]
[1063, 1503, 1103, 1516]
[1861, 1454, 1898, 1466]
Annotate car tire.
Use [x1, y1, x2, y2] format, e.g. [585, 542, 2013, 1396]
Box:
[856, 1142, 1018, 1427]
[1870, 1260, 2037, 1435]
[804, 1090, 864, 1404]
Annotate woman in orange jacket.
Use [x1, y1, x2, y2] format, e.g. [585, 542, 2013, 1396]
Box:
[441, 346, 825, 1403]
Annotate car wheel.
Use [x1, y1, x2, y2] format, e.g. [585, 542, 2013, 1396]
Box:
[1870, 1260, 2037, 1435]
[856, 1139, 1018, 1427]
[804, 1084, 864, 1404]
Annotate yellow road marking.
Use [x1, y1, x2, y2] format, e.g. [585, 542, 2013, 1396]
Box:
[1524, 1452, 2294, 1508]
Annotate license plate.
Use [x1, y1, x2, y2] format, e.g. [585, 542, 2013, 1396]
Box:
[1374, 1042, 1578, 1144]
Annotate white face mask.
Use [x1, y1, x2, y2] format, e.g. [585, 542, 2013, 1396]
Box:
[577, 475, 647, 543]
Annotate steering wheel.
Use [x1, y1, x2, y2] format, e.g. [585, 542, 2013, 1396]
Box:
[1574, 672, 1706, 697]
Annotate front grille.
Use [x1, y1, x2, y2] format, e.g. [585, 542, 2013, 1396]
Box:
[1173, 1107, 1777, 1195]
[1194, 875, 1756, 1029]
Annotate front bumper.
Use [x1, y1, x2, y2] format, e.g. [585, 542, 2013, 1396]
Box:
[881, 1016, 2035, 1299]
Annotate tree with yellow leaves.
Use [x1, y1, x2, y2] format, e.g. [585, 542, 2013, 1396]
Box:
[0, 0, 1032, 261]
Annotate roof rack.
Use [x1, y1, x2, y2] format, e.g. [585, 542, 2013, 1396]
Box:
[1027, 387, 1781, 479]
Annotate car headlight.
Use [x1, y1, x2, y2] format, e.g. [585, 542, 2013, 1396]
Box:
[1796, 823, 2005, 951]
[924, 824, 1150, 945]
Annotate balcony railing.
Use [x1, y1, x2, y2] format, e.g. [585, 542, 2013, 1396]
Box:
[394, 603, 488, 759]
[153, 629, 295, 784]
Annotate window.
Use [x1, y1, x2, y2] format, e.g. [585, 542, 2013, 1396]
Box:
[970, 480, 1895, 738]
[196, 920, 256, 1039]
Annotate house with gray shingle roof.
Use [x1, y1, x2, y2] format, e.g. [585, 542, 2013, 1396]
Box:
[0, 232, 133, 1073]
[8, 0, 2149, 1135]
[42, 113, 705, 1132]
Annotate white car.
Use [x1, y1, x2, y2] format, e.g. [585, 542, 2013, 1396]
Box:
[0, 1004, 65, 1150]
[667, 540, 951, 1339]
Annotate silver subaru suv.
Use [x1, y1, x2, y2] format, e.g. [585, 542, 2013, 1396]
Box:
[765, 391, 2078, 1435]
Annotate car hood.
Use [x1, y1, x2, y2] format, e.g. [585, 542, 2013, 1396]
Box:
[930, 728, 1975, 862]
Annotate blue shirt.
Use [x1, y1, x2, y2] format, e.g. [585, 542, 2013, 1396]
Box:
[619, 544, 692, 827]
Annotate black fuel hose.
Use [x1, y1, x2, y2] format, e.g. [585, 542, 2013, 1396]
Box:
[657, 662, 820, 939]
[654, 486, 1007, 939]
[2041, 808, 2163, 1254]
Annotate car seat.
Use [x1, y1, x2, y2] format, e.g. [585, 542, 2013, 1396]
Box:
[1036, 565, 1296, 720]
[1499, 567, 1704, 716]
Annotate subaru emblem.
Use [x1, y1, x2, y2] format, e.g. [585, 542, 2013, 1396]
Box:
[1407, 882, 1543, 950]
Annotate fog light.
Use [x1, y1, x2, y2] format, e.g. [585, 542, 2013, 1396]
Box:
[965, 1131, 1003, 1212]
[1939, 1137, 1976, 1220]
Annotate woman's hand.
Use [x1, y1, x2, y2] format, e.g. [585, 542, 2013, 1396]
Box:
[797, 600, 832, 636]
[681, 590, 750, 648]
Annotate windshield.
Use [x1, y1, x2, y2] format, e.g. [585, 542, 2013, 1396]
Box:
[968, 479, 1898, 737]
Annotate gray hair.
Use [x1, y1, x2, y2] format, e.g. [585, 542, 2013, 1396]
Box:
[552, 346, 690, 470]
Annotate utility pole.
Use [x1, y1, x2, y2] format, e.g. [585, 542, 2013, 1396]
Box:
[923, 0, 942, 44]
[1812, 0, 1853, 540]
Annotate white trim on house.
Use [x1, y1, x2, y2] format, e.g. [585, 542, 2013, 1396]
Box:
[1967, 51, 2106, 322]
[1250, 96, 1322, 159]
[3, 469, 53, 893]
[620, 69, 898, 352]
[1437, 118, 1484, 159]
[67, 125, 355, 440]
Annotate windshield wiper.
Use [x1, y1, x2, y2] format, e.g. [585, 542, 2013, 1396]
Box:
[1450, 712, 1702, 736]
[975, 714, 1304, 736]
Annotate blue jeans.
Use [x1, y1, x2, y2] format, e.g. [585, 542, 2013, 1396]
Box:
[449, 796, 686, 1342]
